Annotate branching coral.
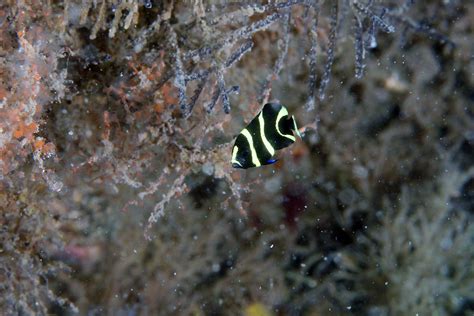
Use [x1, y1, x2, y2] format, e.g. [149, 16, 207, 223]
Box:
[377, 171, 473, 314]
[285, 164, 474, 315]
[59, 0, 442, 116]
[77, 200, 289, 314]
[0, 185, 78, 314]
[0, 5, 63, 178]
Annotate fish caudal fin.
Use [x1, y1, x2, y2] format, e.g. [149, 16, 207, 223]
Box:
[289, 116, 301, 138]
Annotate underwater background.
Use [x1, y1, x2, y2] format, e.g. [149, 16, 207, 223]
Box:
[0, 0, 473, 315]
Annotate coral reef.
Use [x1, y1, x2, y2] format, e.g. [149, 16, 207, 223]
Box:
[0, 0, 473, 315]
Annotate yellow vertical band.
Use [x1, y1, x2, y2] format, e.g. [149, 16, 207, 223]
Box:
[241, 128, 261, 167]
[258, 112, 275, 156]
[231, 146, 242, 167]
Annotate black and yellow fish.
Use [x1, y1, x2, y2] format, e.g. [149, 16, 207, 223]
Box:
[231, 103, 301, 169]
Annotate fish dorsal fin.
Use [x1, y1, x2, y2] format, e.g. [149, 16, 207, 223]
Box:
[262, 103, 282, 116]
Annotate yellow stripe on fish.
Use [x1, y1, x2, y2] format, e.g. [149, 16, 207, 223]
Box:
[240, 128, 261, 167]
[258, 112, 275, 156]
[231, 145, 242, 168]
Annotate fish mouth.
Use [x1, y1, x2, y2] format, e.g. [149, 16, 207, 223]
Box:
[232, 162, 243, 169]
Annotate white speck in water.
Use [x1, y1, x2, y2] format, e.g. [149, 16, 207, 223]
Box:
[346, 306, 352, 310]
[385, 281, 389, 286]
[270, 244, 274, 249]
[68, 130, 74, 136]
[212, 263, 220, 272]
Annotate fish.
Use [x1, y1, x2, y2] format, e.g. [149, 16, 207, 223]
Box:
[231, 103, 301, 169]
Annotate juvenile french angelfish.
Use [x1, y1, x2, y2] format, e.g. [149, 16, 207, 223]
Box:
[231, 103, 301, 169]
